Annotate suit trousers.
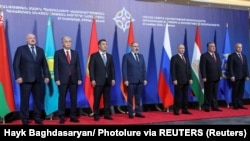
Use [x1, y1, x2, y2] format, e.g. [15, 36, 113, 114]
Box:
[20, 81, 42, 121]
[93, 78, 111, 118]
[58, 76, 78, 119]
[203, 80, 219, 110]
[127, 83, 143, 116]
[232, 79, 245, 108]
[173, 83, 189, 113]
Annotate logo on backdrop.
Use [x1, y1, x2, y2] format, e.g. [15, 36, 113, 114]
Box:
[221, 53, 230, 78]
[113, 7, 135, 32]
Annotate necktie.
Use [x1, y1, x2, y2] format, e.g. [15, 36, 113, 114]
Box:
[102, 53, 107, 65]
[238, 53, 243, 63]
[212, 53, 216, 62]
[135, 53, 139, 62]
[66, 51, 71, 75]
[31, 46, 36, 60]
[66, 50, 70, 64]
[181, 55, 186, 63]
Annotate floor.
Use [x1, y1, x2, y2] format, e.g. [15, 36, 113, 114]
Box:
[153, 115, 250, 125]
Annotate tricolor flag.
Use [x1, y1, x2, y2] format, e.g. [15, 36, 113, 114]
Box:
[0, 9, 16, 117]
[157, 22, 174, 108]
[84, 18, 103, 111]
[44, 15, 59, 116]
[120, 19, 134, 102]
[190, 25, 204, 106]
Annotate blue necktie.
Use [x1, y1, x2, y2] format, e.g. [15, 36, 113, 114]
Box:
[135, 53, 139, 63]
[102, 53, 107, 65]
[31, 46, 36, 60]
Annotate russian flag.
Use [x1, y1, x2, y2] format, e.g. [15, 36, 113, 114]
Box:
[157, 22, 174, 108]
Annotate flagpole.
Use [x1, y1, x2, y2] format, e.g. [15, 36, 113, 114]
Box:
[226, 22, 230, 110]
[49, 113, 53, 120]
[3, 117, 5, 124]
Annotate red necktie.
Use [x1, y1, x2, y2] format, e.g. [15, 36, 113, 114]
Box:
[239, 54, 243, 63]
[66, 50, 70, 64]
[182, 55, 186, 63]
[212, 53, 216, 62]
[66, 51, 71, 75]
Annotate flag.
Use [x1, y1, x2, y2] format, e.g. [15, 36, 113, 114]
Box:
[213, 30, 217, 46]
[183, 28, 194, 102]
[143, 28, 159, 104]
[84, 18, 102, 111]
[0, 10, 15, 117]
[44, 15, 59, 116]
[190, 25, 204, 106]
[120, 19, 134, 102]
[75, 23, 88, 107]
[111, 26, 125, 106]
[157, 22, 174, 108]
[219, 25, 232, 104]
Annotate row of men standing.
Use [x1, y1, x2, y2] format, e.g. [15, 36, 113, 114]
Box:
[13, 33, 147, 125]
[170, 42, 249, 116]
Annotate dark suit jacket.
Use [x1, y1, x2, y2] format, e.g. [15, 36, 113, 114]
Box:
[170, 54, 192, 85]
[200, 52, 222, 81]
[54, 49, 82, 84]
[13, 45, 49, 82]
[228, 52, 249, 80]
[122, 52, 146, 83]
[89, 52, 115, 86]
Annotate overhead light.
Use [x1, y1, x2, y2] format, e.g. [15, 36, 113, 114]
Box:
[191, 0, 250, 7]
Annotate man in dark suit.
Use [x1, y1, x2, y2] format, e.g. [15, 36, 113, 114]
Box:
[122, 42, 147, 119]
[89, 39, 115, 121]
[200, 42, 222, 112]
[13, 33, 50, 125]
[54, 36, 82, 124]
[228, 43, 249, 109]
[170, 44, 193, 115]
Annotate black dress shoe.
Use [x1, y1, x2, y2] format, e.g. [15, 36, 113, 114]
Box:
[34, 120, 43, 125]
[22, 120, 28, 125]
[204, 109, 210, 112]
[135, 114, 145, 118]
[238, 106, 248, 109]
[182, 111, 192, 114]
[173, 112, 179, 116]
[94, 117, 100, 121]
[59, 119, 65, 124]
[212, 108, 222, 111]
[104, 116, 113, 120]
[233, 107, 238, 110]
[70, 118, 79, 123]
[128, 115, 134, 119]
